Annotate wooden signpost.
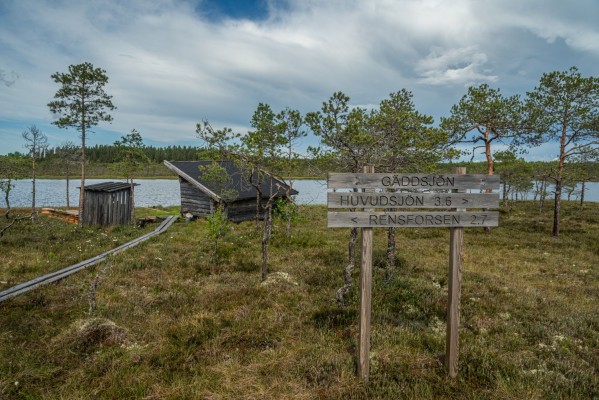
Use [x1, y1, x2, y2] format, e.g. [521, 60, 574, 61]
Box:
[327, 167, 500, 381]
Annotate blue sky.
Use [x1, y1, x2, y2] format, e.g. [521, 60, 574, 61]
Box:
[1, 0, 598, 161]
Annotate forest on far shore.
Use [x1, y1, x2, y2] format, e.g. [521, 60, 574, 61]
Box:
[4, 143, 599, 183]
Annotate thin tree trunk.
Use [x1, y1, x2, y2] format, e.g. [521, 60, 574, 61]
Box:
[386, 227, 396, 279]
[553, 177, 562, 237]
[31, 154, 36, 220]
[286, 141, 294, 239]
[385, 188, 397, 279]
[484, 135, 493, 232]
[539, 178, 547, 212]
[336, 227, 358, 307]
[254, 170, 262, 231]
[261, 205, 270, 281]
[553, 129, 567, 237]
[267, 180, 273, 241]
[4, 181, 11, 219]
[580, 180, 586, 209]
[286, 206, 291, 238]
[130, 178, 135, 225]
[285, 184, 293, 239]
[267, 203, 273, 241]
[66, 167, 70, 209]
[79, 128, 86, 227]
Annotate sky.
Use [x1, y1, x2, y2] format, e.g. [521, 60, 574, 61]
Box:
[1, 0, 598, 161]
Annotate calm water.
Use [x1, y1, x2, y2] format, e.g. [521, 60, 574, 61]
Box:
[4, 179, 599, 208]
[5, 179, 329, 208]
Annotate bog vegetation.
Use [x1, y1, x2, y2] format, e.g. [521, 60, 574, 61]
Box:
[0, 62, 598, 398]
[0, 201, 598, 398]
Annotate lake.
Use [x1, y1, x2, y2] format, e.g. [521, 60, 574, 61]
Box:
[4, 179, 599, 208]
[4, 179, 329, 208]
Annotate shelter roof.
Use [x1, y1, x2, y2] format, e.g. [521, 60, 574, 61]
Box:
[163, 160, 298, 202]
[83, 182, 139, 192]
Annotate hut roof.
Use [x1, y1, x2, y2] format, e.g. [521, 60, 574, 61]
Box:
[83, 182, 139, 192]
[163, 160, 298, 202]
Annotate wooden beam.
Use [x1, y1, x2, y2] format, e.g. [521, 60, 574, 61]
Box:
[327, 192, 499, 209]
[328, 173, 500, 190]
[327, 211, 499, 228]
[446, 167, 465, 378]
[358, 165, 374, 382]
[163, 160, 221, 202]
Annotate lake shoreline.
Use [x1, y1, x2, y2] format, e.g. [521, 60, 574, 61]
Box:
[5, 178, 599, 208]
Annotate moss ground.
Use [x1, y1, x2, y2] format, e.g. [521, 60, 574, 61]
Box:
[1, 202, 597, 399]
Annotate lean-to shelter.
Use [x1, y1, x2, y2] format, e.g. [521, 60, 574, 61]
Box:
[163, 160, 298, 222]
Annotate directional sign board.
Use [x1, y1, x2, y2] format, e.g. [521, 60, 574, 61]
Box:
[327, 192, 499, 209]
[327, 173, 500, 229]
[328, 211, 499, 228]
[328, 173, 500, 190]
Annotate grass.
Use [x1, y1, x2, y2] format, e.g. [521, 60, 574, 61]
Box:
[0, 202, 598, 399]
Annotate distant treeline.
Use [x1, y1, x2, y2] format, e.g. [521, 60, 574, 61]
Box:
[34, 144, 325, 178]
[13, 143, 599, 180]
[44, 144, 212, 163]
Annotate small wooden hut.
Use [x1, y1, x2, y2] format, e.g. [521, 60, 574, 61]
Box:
[163, 160, 298, 222]
[81, 182, 138, 226]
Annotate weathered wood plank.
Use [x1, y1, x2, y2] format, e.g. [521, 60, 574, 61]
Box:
[181, 198, 212, 207]
[446, 167, 465, 378]
[327, 173, 500, 190]
[327, 211, 499, 228]
[358, 165, 374, 382]
[164, 160, 221, 201]
[327, 192, 499, 209]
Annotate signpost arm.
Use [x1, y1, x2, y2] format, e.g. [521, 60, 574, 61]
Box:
[358, 165, 374, 381]
[446, 167, 465, 377]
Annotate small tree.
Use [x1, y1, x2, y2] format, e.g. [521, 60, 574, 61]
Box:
[112, 129, 150, 223]
[55, 141, 80, 209]
[0, 153, 27, 219]
[370, 89, 455, 275]
[48, 62, 116, 225]
[241, 103, 290, 280]
[306, 91, 376, 306]
[441, 84, 523, 175]
[530, 161, 556, 212]
[522, 66, 599, 236]
[572, 150, 599, 208]
[276, 107, 306, 238]
[198, 161, 238, 269]
[22, 125, 48, 219]
[196, 116, 284, 281]
[241, 103, 287, 229]
[494, 150, 532, 204]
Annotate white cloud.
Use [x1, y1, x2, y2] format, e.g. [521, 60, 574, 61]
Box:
[0, 0, 597, 158]
[415, 47, 498, 86]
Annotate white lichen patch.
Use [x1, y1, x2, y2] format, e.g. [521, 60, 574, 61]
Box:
[429, 316, 446, 337]
[260, 272, 299, 288]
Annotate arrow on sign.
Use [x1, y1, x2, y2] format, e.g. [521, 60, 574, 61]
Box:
[351, 217, 358, 224]
[462, 198, 470, 205]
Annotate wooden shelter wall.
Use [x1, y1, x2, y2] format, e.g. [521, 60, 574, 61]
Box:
[178, 177, 292, 223]
[180, 180, 214, 217]
[226, 198, 265, 222]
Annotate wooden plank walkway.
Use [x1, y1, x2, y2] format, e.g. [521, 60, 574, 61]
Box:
[0, 215, 177, 303]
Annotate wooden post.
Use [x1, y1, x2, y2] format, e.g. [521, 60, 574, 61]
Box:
[446, 167, 465, 378]
[358, 165, 374, 381]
